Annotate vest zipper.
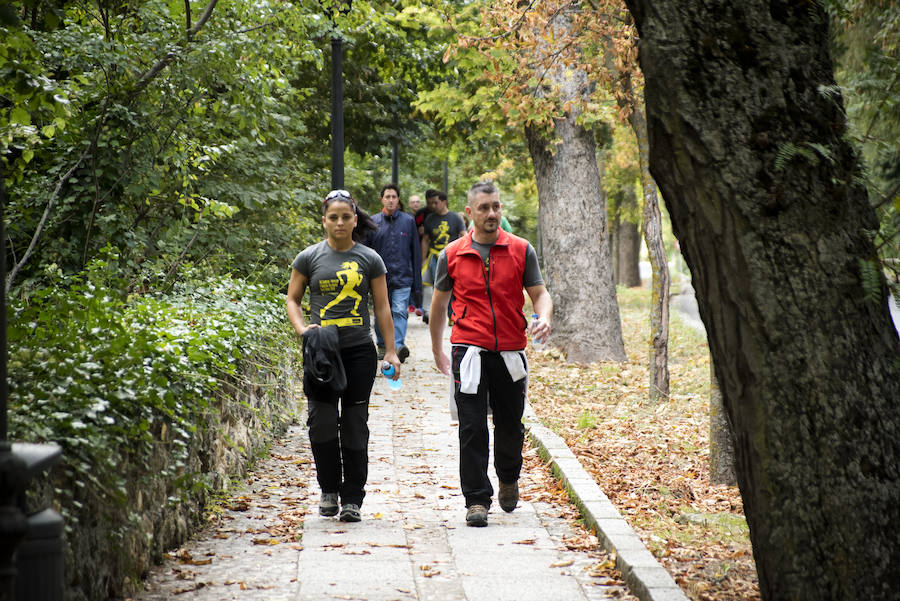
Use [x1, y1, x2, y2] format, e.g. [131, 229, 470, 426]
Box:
[481, 252, 499, 351]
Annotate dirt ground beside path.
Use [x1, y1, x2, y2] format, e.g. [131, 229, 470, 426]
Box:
[527, 286, 761, 601]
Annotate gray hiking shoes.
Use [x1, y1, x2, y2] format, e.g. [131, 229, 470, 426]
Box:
[319, 492, 339, 516]
[321, 493, 361, 522]
[466, 504, 488, 527]
[498, 480, 519, 513]
[339, 503, 361, 522]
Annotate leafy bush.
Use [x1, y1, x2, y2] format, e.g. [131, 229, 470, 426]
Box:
[7, 250, 295, 526]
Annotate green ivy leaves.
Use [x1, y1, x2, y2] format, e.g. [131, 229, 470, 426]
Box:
[7, 260, 295, 527]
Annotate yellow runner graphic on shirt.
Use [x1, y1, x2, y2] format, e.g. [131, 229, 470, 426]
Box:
[422, 221, 451, 277]
[433, 221, 451, 250]
[320, 260, 364, 322]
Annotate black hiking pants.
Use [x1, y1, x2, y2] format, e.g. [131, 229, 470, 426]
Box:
[304, 341, 376, 507]
[451, 346, 527, 509]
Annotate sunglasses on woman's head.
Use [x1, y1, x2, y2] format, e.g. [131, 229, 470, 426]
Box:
[325, 189, 352, 202]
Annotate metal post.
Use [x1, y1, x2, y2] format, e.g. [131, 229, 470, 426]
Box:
[391, 140, 398, 186]
[442, 160, 448, 195]
[331, 35, 344, 190]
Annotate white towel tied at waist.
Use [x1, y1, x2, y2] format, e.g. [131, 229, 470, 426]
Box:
[459, 346, 527, 394]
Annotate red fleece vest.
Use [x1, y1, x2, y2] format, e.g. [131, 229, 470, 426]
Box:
[445, 230, 529, 351]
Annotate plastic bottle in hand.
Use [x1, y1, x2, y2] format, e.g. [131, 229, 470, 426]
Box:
[530, 313, 545, 351]
[381, 361, 402, 390]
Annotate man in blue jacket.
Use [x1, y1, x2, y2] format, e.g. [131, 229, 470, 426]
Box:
[365, 184, 422, 362]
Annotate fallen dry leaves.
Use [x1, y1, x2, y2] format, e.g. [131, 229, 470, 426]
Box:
[527, 286, 761, 601]
[520, 445, 639, 600]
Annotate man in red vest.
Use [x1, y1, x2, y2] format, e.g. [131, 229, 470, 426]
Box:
[429, 181, 552, 527]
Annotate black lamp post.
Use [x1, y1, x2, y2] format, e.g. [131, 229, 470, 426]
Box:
[330, 1, 352, 191]
[331, 34, 344, 190]
[443, 160, 448, 195]
[391, 140, 398, 186]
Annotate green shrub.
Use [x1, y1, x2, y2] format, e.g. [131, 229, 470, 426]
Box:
[7, 251, 294, 526]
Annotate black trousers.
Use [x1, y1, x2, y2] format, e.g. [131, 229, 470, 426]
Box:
[451, 345, 527, 508]
[304, 341, 376, 507]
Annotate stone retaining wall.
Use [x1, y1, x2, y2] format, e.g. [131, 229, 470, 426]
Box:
[26, 351, 301, 601]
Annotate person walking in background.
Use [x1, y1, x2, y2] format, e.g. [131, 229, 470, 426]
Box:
[421, 189, 465, 324]
[408, 194, 423, 214]
[286, 189, 401, 523]
[413, 190, 433, 243]
[428, 181, 552, 528]
[408, 191, 430, 316]
[459, 211, 471, 231]
[365, 183, 422, 362]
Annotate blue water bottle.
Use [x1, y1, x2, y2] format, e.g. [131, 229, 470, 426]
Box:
[381, 361, 402, 390]
[530, 313, 545, 351]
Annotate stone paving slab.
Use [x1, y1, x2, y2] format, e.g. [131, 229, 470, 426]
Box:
[130, 319, 668, 601]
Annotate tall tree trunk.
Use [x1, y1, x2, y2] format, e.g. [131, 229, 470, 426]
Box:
[709, 359, 737, 486]
[524, 4, 626, 363]
[613, 187, 643, 288]
[601, 14, 671, 400]
[623, 2, 900, 599]
[526, 118, 626, 363]
[628, 102, 670, 402]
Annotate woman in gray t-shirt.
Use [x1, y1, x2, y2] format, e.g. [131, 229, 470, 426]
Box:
[286, 190, 401, 523]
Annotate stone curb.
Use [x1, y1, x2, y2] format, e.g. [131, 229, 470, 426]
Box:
[523, 407, 690, 601]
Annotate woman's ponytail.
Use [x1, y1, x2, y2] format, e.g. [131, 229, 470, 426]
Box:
[352, 205, 377, 242]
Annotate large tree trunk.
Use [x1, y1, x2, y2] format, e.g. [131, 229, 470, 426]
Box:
[524, 4, 626, 364]
[709, 360, 737, 486]
[612, 187, 643, 288]
[623, 2, 900, 599]
[526, 119, 626, 363]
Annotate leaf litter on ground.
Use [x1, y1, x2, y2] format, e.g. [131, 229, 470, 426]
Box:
[527, 285, 761, 601]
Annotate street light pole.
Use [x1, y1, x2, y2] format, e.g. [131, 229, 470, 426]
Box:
[391, 140, 398, 185]
[331, 34, 344, 190]
[443, 160, 448, 195]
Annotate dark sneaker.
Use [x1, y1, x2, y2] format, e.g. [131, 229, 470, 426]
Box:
[339, 503, 361, 522]
[377, 347, 385, 361]
[498, 480, 519, 513]
[465, 504, 488, 527]
[398, 345, 410, 363]
[319, 492, 339, 517]
[422, 313, 429, 324]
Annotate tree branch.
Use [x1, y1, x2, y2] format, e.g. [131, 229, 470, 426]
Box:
[130, 0, 219, 97]
[6, 150, 89, 293]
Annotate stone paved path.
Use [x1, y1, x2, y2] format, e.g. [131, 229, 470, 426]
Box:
[130, 319, 636, 601]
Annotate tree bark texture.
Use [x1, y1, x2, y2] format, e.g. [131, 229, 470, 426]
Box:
[527, 119, 626, 363]
[525, 5, 626, 364]
[623, 2, 900, 599]
[709, 359, 737, 486]
[612, 187, 643, 288]
[628, 103, 670, 402]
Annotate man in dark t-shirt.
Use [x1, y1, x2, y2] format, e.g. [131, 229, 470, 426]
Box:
[421, 190, 465, 323]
